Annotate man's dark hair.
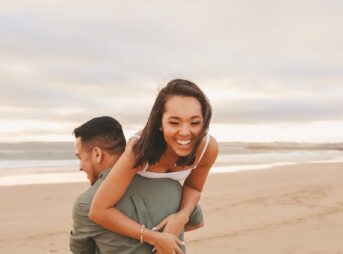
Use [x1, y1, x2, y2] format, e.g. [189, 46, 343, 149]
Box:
[73, 116, 126, 155]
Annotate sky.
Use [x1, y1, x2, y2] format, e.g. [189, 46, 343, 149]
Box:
[0, 0, 343, 143]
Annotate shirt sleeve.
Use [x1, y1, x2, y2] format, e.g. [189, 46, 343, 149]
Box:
[69, 201, 99, 254]
[187, 203, 203, 226]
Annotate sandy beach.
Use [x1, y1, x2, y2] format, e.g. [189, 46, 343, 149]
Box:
[1, 162, 343, 254]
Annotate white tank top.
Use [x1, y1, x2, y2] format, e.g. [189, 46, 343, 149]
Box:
[133, 134, 210, 181]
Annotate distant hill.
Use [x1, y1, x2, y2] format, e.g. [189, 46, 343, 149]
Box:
[218, 142, 343, 154]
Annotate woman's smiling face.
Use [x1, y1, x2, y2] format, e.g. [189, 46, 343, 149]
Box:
[161, 95, 204, 157]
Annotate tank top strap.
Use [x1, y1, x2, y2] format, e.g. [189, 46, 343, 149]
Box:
[189, 134, 210, 169]
[199, 134, 210, 161]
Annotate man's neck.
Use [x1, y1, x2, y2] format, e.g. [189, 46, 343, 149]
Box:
[97, 153, 121, 175]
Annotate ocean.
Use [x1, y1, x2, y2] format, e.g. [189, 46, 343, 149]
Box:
[0, 142, 343, 186]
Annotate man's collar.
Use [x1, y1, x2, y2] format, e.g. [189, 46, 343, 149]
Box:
[98, 167, 112, 180]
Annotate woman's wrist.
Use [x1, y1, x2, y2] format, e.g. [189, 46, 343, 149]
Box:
[142, 228, 160, 245]
[176, 210, 190, 225]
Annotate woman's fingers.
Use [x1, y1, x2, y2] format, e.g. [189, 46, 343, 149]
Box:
[153, 232, 185, 254]
[153, 218, 168, 231]
[174, 235, 185, 254]
[175, 245, 184, 254]
[175, 236, 185, 246]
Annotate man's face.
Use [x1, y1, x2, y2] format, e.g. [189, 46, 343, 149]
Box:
[75, 137, 98, 185]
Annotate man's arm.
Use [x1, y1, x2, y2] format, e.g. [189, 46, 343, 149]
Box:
[70, 198, 99, 254]
[185, 204, 204, 231]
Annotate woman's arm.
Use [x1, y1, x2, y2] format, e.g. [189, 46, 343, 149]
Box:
[89, 139, 184, 253]
[89, 139, 148, 239]
[181, 135, 219, 213]
[155, 136, 219, 235]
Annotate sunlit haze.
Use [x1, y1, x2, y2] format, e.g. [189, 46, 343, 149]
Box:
[1, 1, 342, 143]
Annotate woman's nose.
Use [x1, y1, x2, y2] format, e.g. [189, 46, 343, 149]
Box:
[179, 125, 190, 136]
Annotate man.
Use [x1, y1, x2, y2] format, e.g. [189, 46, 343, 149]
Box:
[70, 116, 203, 254]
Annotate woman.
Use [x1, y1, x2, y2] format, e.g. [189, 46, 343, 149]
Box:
[90, 79, 218, 254]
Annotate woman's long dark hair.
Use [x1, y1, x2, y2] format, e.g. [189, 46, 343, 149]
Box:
[132, 79, 212, 168]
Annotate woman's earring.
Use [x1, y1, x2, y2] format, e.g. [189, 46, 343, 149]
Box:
[159, 127, 163, 131]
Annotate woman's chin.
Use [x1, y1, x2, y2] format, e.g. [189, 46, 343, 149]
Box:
[173, 146, 193, 157]
[176, 151, 191, 157]
[167, 142, 194, 158]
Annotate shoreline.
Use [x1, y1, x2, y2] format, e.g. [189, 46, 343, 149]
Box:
[1, 162, 343, 253]
[1, 159, 343, 186]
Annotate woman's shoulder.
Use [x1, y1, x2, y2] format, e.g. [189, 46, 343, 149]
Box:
[198, 134, 218, 165]
[209, 134, 219, 154]
[126, 129, 145, 148]
[128, 130, 143, 141]
[199, 133, 218, 152]
[208, 134, 218, 147]
[121, 134, 139, 162]
[124, 130, 146, 171]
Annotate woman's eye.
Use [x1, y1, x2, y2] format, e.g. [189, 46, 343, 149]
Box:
[191, 122, 200, 125]
[169, 122, 179, 125]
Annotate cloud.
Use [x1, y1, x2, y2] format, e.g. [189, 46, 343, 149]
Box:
[212, 96, 343, 124]
[0, 0, 343, 142]
[2, 0, 342, 80]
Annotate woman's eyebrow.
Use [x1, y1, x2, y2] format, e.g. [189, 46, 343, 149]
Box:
[167, 116, 180, 121]
[167, 116, 202, 120]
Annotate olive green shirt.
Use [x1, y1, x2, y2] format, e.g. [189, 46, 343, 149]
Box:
[70, 169, 203, 254]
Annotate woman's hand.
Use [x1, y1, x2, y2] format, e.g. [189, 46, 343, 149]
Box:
[153, 212, 189, 237]
[153, 231, 184, 254]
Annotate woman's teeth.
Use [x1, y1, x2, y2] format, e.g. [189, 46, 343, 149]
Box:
[176, 140, 191, 145]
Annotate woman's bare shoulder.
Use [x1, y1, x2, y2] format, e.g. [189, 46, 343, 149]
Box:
[208, 134, 218, 148]
[127, 130, 143, 142]
[200, 134, 219, 164]
[124, 130, 145, 171]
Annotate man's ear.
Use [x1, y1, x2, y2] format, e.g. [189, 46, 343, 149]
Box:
[92, 147, 103, 164]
